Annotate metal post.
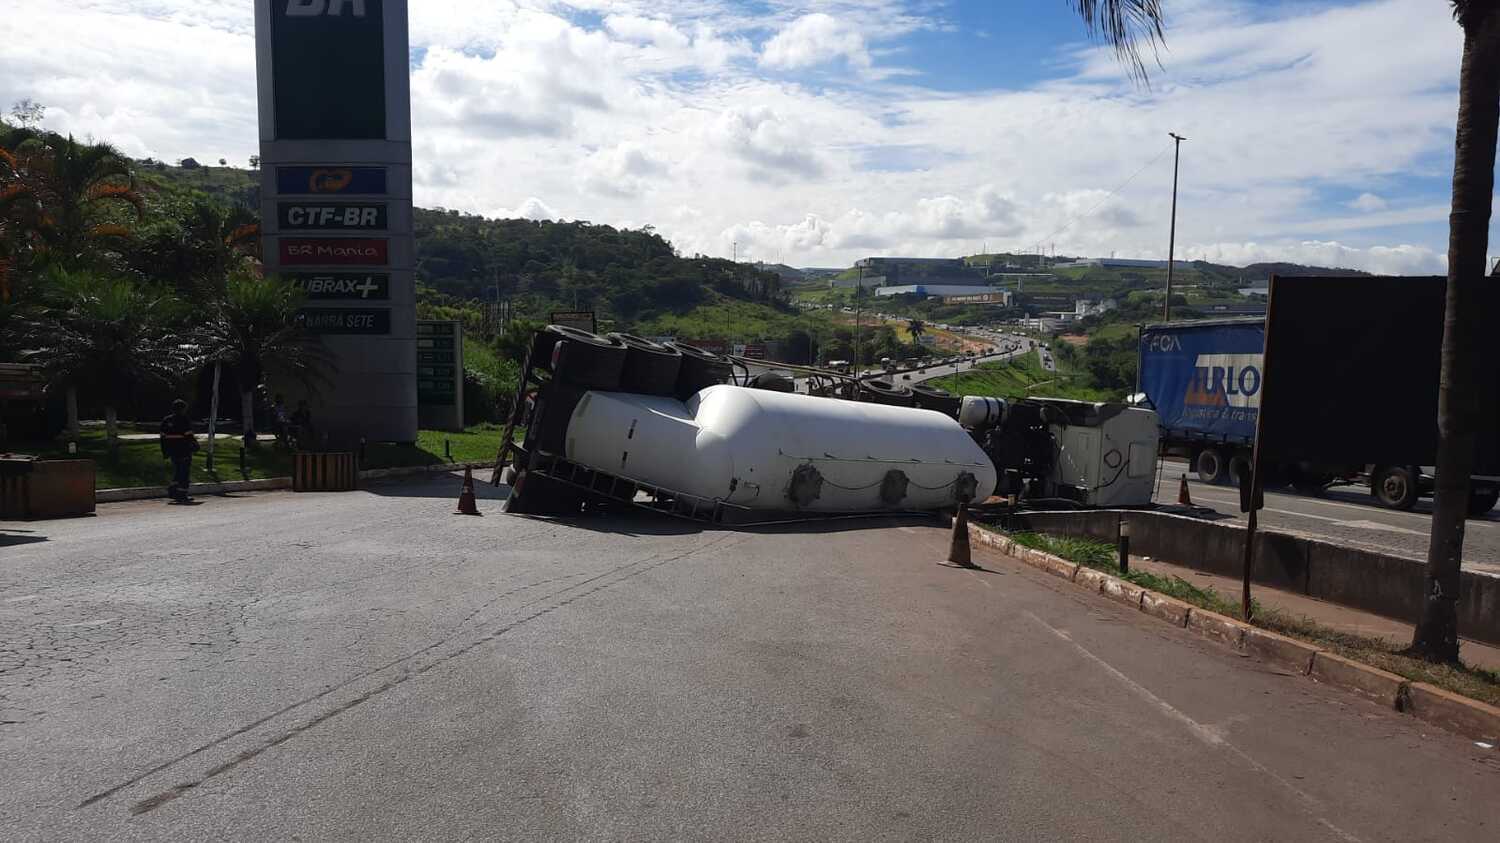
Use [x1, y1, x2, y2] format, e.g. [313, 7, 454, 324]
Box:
[1165, 132, 1186, 322]
[205, 361, 221, 471]
[1240, 274, 1280, 620]
[1118, 519, 1131, 574]
[854, 263, 863, 370]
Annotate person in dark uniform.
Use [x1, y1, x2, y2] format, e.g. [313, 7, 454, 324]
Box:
[160, 399, 197, 501]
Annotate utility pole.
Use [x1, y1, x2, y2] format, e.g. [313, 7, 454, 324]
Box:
[855, 262, 863, 368]
[1165, 132, 1186, 322]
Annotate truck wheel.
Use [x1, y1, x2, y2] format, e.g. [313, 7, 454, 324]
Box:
[1195, 448, 1229, 485]
[1469, 490, 1499, 518]
[608, 333, 682, 396]
[548, 326, 627, 391]
[1372, 465, 1419, 510]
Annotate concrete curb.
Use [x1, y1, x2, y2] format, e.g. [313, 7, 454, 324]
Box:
[969, 522, 1500, 744]
[95, 461, 496, 503]
[97, 477, 291, 502]
[359, 461, 495, 481]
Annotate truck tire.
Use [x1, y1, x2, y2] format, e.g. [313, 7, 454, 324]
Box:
[910, 383, 961, 418]
[1371, 465, 1419, 510]
[665, 342, 731, 400]
[547, 325, 628, 391]
[1469, 490, 1499, 518]
[1196, 448, 1229, 485]
[608, 333, 681, 396]
[860, 379, 915, 407]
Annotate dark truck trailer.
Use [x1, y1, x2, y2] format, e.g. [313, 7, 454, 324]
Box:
[1137, 318, 1499, 515]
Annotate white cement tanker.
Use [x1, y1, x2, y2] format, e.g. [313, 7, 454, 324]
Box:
[564, 384, 997, 512]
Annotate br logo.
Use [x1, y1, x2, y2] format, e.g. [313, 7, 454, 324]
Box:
[309, 169, 354, 192]
[285, 0, 368, 17]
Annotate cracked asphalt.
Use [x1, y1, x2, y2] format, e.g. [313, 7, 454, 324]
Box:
[4, 472, 1499, 840]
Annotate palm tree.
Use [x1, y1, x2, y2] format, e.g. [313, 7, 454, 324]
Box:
[0, 133, 142, 271]
[19, 269, 188, 450]
[1409, 3, 1500, 664]
[197, 270, 334, 445]
[907, 318, 927, 345]
[128, 200, 259, 300]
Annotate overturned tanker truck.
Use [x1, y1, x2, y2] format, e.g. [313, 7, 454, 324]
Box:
[494, 326, 1160, 525]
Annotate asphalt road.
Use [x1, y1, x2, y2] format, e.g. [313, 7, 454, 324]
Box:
[5, 473, 1498, 839]
[1153, 460, 1500, 576]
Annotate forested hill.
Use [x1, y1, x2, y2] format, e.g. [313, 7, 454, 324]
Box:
[137, 160, 790, 325]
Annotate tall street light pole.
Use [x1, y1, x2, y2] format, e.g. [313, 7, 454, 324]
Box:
[854, 262, 864, 370]
[1165, 132, 1186, 322]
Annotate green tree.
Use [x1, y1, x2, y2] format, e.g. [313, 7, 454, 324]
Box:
[126, 200, 258, 299]
[906, 318, 927, 345]
[0, 133, 142, 271]
[20, 269, 187, 449]
[198, 271, 333, 444]
[1411, 2, 1500, 663]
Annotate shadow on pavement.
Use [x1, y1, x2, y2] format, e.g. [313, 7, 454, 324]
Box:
[359, 472, 510, 501]
[517, 508, 943, 538]
[0, 531, 49, 547]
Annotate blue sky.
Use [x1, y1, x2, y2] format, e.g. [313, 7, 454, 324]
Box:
[0, 0, 1476, 272]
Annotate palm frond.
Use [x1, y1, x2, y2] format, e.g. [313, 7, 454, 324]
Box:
[86, 182, 145, 218]
[1069, 0, 1167, 82]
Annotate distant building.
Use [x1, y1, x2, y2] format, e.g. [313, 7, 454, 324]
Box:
[1055, 258, 1171, 270]
[855, 257, 964, 272]
[829, 274, 887, 289]
[1200, 303, 1268, 316]
[875, 284, 1004, 298]
[1075, 298, 1118, 318]
[943, 290, 1013, 306]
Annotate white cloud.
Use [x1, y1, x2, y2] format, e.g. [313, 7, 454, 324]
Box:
[761, 13, 871, 70]
[708, 106, 829, 179]
[0, 0, 1475, 273]
[577, 142, 666, 197]
[1188, 240, 1444, 275]
[492, 197, 562, 221]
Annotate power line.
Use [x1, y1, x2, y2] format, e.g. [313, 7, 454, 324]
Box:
[1036, 142, 1174, 249]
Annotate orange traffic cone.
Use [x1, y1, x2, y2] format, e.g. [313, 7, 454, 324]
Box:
[940, 505, 976, 569]
[1178, 474, 1193, 507]
[456, 467, 481, 516]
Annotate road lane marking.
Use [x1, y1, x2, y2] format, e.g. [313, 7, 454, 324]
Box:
[1026, 611, 1362, 843]
[1179, 489, 1477, 538]
[1026, 611, 1224, 747]
[1176, 480, 1498, 531]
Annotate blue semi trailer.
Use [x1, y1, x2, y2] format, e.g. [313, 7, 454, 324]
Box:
[1137, 318, 1499, 515]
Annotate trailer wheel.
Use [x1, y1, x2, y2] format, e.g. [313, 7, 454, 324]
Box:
[1195, 448, 1229, 485]
[547, 325, 628, 391]
[1371, 465, 1419, 510]
[1469, 490, 1499, 518]
[608, 333, 682, 396]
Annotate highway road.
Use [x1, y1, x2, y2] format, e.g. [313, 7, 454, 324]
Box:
[1153, 460, 1500, 575]
[4, 473, 1498, 840]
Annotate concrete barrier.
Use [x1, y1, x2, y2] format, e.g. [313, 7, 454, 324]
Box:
[997, 508, 1500, 646]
